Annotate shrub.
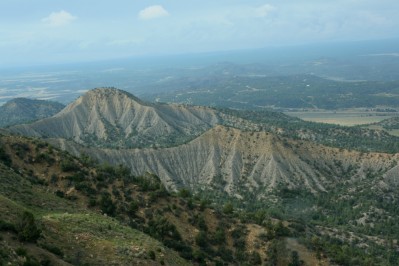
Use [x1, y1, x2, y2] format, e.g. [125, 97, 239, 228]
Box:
[23, 257, 40, 266]
[249, 251, 262, 265]
[16, 247, 27, 256]
[99, 193, 116, 216]
[147, 217, 182, 242]
[17, 211, 41, 242]
[148, 250, 156, 260]
[88, 198, 97, 207]
[0, 219, 16, 232]
[11, 142, 30, 158]
[212, 227, 226, 244]
[35, 152, 55, 165]
[41, 243, 63, 257]
[60, 158, 79, 172]
[128, 201, 139, 216]
[0, 146, 11, 166]
[178, 188, 191, 198]
[289, 251, 302, 266]
[223, 202, 234, 214]
[195, 230, 208, 247]
[55, 190, 65, 198]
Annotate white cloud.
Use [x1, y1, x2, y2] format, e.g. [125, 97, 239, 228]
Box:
[42, 10, 77, 27]
[138, 5, 169, 20]
[254, 4, 275, 18]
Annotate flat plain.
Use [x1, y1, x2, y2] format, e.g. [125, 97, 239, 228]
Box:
[285, 110, 398, 126]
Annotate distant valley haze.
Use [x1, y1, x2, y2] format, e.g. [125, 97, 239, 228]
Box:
[0, 0, 399, 67]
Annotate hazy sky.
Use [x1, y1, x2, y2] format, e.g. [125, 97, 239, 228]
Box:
[1, 0, 399, 67]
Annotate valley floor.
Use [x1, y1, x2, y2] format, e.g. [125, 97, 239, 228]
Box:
[285, 109, 398, 126]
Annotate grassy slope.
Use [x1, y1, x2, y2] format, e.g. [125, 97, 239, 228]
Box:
[0, 137, 189, 266]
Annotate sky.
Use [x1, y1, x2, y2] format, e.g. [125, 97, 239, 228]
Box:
[1, 0, 399, 67]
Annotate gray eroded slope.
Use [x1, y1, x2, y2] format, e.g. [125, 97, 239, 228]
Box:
[48, 125, 398, 198]
[9, 88, 221, 148]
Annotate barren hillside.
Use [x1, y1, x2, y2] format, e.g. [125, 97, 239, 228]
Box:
[49, 125, 399, 199]
[10, 88, 221, 148]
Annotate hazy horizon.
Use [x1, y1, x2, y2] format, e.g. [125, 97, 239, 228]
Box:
[1, 0, 399, 67]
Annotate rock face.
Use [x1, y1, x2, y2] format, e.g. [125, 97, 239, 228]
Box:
[0, 98, 64, 128]
[9, 88, 221, 148]
[49, 125, 399, 198]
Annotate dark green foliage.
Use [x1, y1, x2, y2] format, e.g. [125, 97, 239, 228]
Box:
[0, 219, 16, 232]
[211, 227, 226, 245]
[274, 221, 290, 237]
[178, 188, 191, 198]
[0, 145, 11, 166]
[99, 193, 116, 217]
[288, 251, 302, 266]
[199, 199, 209, 211]
[55, 190, 65, 198]
[217, 246, 234, 262]
[196, 215, 207, 231]
[66, 172, 85, 183]
[80, 153, 96, 167]
[60, 158, 79, 172]
[146, 216, 182, 242]
[35, 152, 55, 165]
[75, 182, 96, 195]
[16, 247, 27, 256]
[40, 258, 51, 266]
[17, 211, 41, 242]
[148, 250, 156, 260]
[164, 239, 193, 260]
[249, 251, 262, 265]
[231, 225, 246, 240]
[195, 230, 208, 247]
[187, 198, 194, 210]
[192, 249, 206, 264]
[23, 257, 41, 266]
[128, 201, 139, 216]
[223, 202, 234, 214]
[41, 243, 63, 257]
[11, 142, 30, 159]
[88, 197, 97, 207]
[266, 239, 279, 266]
[134, 174, 162, 192]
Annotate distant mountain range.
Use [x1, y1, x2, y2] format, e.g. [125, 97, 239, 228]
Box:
[0, 98, 64, 128]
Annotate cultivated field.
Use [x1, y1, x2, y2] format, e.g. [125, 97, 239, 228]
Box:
[285, 110, 398, 126]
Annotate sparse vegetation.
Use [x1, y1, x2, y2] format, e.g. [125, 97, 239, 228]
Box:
[1, 87, 399, 265]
